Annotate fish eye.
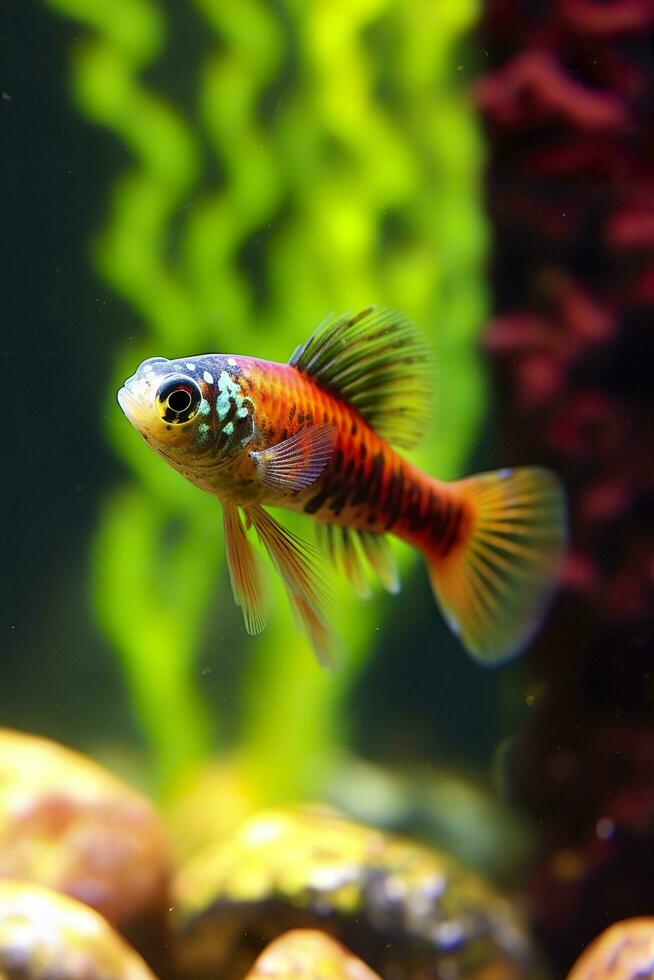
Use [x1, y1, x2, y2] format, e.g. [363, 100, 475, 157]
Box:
[155, 375, 202, 424]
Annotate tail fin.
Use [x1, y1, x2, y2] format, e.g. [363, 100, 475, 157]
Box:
[428, 467, 566, 665]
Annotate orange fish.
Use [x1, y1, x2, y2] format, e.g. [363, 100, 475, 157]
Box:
[118, 308, 566, 666]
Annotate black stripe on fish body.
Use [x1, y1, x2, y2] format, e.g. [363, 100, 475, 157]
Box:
[428, 492, 450, 541]
[423, 493, 460, 556]
[329, 489, 350, 516]
[384, 467, 405, 531]
[352, 459, 366, 494]
[302, 438, 359, 515]
[312, 448, 385, 520]
[405, 483, 424, 531]
[350, 451, 384, 508]
[370, 452, 385, 499]
[304, 475, 338, 515]
[348, 467, 369, 508]
[329, 449, 352, 517]
[438, 500, 465, 558]
[339, 455, 371, 518]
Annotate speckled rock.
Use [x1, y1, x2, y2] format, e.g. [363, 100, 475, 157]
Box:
[173, 806, 537, 980]
[567, 918, 654, 980]
[243, 930, 381, 980]
[0, 880, 158, 980]
[0, 729, 170, 962]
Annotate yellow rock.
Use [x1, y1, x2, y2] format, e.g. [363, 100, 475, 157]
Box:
[243, 930, 380, 980]
[174, 805, 537, 980]
[0, 729, 169, 956]
[567, 918, 654, 980]
[0, 880, 158, 980]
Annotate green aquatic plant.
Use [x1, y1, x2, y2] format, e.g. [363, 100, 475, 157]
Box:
[44, 0, 488, 794]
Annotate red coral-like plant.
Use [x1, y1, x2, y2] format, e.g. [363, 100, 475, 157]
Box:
[475, 0, 654, 972]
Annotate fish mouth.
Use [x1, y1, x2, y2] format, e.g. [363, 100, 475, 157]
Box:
[117, 385, 140, 418]
[117, 384, 158, 447]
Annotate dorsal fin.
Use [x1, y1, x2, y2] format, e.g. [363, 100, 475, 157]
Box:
[289, 307, 433, 450]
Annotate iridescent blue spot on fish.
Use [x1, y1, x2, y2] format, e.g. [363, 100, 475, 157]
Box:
[216, 370, 243, 422]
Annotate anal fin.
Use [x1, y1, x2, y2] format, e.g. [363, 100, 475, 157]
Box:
[359, 531, 400, 595]
[247, 505, 335, 667]
[318, 525, 370, 599]
[317, 525, 400, 597]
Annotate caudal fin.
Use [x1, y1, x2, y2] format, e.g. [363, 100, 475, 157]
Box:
[428, 467, 566, 665]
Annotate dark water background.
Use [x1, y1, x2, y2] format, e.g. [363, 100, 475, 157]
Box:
[2, 2, 137, 740]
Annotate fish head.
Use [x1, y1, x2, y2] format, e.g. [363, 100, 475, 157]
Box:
[117, 355, 255, 479]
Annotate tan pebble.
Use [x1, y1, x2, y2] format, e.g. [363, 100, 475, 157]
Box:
[0, 880, 158, 980]
[567, 918, 654, 980]
[244, 930, 381, 980]
[0, 729, 170, 957]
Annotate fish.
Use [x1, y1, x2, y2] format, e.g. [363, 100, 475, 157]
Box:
[117, 307, 566, 667]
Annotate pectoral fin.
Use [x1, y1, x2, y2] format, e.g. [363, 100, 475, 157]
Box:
[223, 503, 267, 635]
[250, 423, 337, 493]
[246, 504, 335, 667]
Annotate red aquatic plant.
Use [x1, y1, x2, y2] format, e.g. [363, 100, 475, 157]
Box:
[475, 0, 654, 972]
